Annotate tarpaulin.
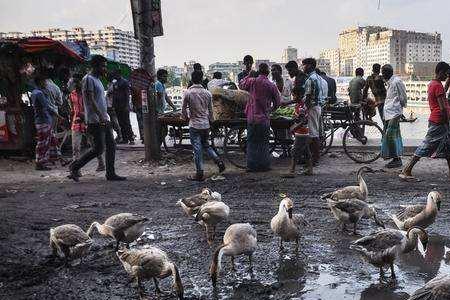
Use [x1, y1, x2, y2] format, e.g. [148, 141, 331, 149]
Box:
[8, 37, 84, 61]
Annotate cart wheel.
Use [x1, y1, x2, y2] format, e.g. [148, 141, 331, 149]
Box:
[223, 126, 247, 169]
[320, 116, 334, 156]
[343, 120, 383, 163]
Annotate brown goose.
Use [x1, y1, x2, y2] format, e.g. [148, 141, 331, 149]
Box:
[117, 247, 183, 299]
[49, 224, 92, 265]
[87, 213, 148, 251]
[408, 274, 450, 300]
[177, 188, 221, 217]
[391, 191, 443, 231]
[270, 198, 309, 251]
[352, 227, 428, 280]
[209, 223, 257, 287]
[327, 198, 385, 234]
[322, 166, 374, 201]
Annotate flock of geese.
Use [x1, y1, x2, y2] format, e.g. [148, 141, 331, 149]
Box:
[48, 167, 449, 299]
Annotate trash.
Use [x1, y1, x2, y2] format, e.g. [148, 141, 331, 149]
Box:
[211, 175, 225, 181]
[272, 152, 280, 158]
[279, 193, 287, 198]
[328, 153, 338, 158]
[63, 204, 80, 210]
[211, 191, 222, 201]
[161, 182, 166, 186]
[51, 218, 63, 222]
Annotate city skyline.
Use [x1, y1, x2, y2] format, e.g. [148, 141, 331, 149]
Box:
[1, 0, 449, 67]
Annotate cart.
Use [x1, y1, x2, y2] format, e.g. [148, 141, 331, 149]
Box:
[320, 102, 383, 163]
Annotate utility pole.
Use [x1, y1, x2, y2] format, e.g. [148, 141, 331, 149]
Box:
[130, 0, 161, 161]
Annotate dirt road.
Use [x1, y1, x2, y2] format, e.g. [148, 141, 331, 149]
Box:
[1, 149, 449, 299]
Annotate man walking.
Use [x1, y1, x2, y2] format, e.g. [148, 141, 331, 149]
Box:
[182, 70, 225, 181]
[363, 63, 387, 120]
[112, 70, 134, 145]
[400, 62, 450, 179]
[302, 58, 323, 166]
[68, 55, 126, 181]
[240, 63, 281, 172]
[381, 64, 406, 168]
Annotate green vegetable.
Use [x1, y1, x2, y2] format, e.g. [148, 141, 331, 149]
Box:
[271, 107, 295, 118]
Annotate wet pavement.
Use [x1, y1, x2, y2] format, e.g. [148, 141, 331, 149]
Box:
[1, 150, 450, 299]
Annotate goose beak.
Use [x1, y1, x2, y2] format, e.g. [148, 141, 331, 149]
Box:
[422, 240, 428, 252]
[287, 208, 293, 219]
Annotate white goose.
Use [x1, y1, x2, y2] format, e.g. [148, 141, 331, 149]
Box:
[49, 224, 92, 265]
[87, 213, 148, 251]
[391, 191, 443, 231]
[322, 166, 374, 201]
[195, 200, 230, 245]
[117, 247, 184, 299]
[352, 227, 428, 280]
[408, 274, 450, 300]
[270, 198, 308, 251]
[209, 223, 257, 287]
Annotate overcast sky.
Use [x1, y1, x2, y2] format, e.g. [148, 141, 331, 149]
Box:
[1, 0, 449, 68]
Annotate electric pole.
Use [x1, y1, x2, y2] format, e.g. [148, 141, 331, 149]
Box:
[130, 0, 161, 161]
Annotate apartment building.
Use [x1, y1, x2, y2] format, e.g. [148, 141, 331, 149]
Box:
[1, 26, 141, 69]
[282, 46, 298, 63]
[319, 48, 340, 76]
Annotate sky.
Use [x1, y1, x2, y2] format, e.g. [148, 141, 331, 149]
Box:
[1, 0, 449, 68]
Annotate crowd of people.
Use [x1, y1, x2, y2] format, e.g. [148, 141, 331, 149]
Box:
[29, 52, 450, 182]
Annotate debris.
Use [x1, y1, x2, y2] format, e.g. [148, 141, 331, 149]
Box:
[161, 182, 166, 185]
[279, 193, 287, 198]
[210, 175, 225, 181]
[51, 218, 63, 222]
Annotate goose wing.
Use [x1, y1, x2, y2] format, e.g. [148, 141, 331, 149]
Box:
[195, 201, 229, 221]
[53, 224, 90, 246]
[332, 199, 367, 215]
[292, 213, 309, 228]
[408, 274, 450, 300]
[354, 229, 404, 252]
[397, 204, 425, 221]
[180, 195, 209, 210]
[105, 213, 148, 232]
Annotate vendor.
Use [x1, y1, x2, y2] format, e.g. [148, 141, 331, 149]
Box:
[31, 72, 60, 171]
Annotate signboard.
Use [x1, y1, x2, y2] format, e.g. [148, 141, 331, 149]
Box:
[130, 0, 164, 39]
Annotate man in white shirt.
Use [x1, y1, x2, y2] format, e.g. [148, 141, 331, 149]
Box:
[381, 64, 406, 168]
[207, 72, 234, 91]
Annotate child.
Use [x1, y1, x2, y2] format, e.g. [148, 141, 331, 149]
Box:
[283, 86, 313, 177]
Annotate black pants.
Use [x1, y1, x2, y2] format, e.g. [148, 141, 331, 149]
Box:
[72, 123, 116, 176]
[116, 109, 134, 142]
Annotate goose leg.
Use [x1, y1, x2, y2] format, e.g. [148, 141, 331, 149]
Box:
[115, 241, 120, 252]
[279, 239, 284, 251]
[379, 267, 385, 281]
[248, 254, 253, 271]
[390, 263, 396, 279]
[61, 246, 71, 267]
[353, 223, 358, 235]
[153, 278, 162, 294]
[342, 223, 347, 232]
[295, 238, 299, 253]
[137, 277, 146, 299]
[230, 256, 236, 271]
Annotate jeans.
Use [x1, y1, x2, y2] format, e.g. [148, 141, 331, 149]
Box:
[71, 123, 116, 176]
[189, 127, 219, 172]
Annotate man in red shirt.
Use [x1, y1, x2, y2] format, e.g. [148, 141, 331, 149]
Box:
[401, 62, 450, 179]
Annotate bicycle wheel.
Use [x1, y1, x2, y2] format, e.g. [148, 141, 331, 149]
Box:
[343, 120, 383, 163]
[223, 126, 247, 169]
[320, 116, 334, 156]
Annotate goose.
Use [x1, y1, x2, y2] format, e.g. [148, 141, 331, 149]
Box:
[177, 188, 221, 217]
[391, 191, 443, 231]
[87, 213, 148, 251]
[408, 274, 450, 300]
[270, 197, 308, 251]
[49, 224, 92, 265]
[209, 223, 257, 287]
[352, 227, 428, 280]
[117, 247, 183, 299]
[195, 200, 230, 245]
[327, 198, 385, 234]
[322, 166, 374, 201]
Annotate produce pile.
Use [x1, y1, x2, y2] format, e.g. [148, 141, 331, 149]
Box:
[271, 107, 295, 119]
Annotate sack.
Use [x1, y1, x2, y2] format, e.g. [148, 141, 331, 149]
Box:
[211, 89, 250, 120]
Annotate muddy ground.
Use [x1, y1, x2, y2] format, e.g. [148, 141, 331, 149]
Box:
[1, 148, 450, 300]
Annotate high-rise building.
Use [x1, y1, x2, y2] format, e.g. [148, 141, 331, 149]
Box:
[0, 26, 141, 68]
[317, 58, 331, 75]
[323, 26, 442, 76]
[282, 46, 298, 63]
[319, 48, 340, 76]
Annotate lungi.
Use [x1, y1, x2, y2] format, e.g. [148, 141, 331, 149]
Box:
[35, 123, 58, 164]
[414, 122, 450, 158]
[381, 117, 403, 159]
[247, 123, 271, 171]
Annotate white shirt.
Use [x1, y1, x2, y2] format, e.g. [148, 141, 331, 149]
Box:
[384, 75, 406, 120]
[82, 74, 110, 123]
[281, 78, 293, 102]
[207, 78, 229, 91]
[318, 75, 328, 104]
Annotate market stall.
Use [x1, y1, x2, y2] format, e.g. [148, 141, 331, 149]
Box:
[0, 37, 83, 156]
